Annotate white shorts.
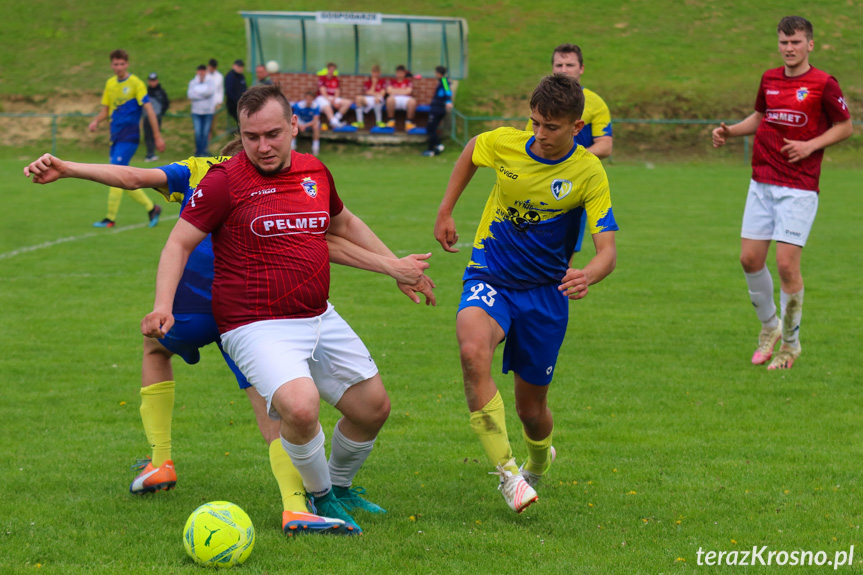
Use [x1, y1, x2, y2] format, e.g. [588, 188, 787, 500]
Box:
[741, 179, 818, 247]
[390, 94, 413, 110]
[313, 95, 346, 111]
[359, 95, 382, 112]
[220, 303, 379, 420]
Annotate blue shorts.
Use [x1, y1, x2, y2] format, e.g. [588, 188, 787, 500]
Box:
[458, 280, 569, 386]
[110, 141, 139, 166]
[160, 313, 250, 389]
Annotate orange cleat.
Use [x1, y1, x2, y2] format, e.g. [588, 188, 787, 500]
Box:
[129, 457, 177, 494]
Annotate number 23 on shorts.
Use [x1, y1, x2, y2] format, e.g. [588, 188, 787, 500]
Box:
[466, 282, 497, 307]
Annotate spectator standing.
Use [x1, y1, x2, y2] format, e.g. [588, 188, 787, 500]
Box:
[187, 64, 216, 156]
[422, 66, 453, 157]
[144, 72, 170, 162]
[207, 59, 225, 137]
[224, 59, 248, 126]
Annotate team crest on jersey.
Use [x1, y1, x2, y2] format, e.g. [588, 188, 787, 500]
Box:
[550, 179, 573, 200]
[301, 177, 318, 198]
[796, 87, 809, 102]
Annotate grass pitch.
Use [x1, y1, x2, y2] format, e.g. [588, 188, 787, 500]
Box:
[1, 149, 862, 574]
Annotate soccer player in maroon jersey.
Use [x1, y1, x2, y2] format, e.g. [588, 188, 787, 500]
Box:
[142, 84, 433, 534]
[712, 16, 852, 370]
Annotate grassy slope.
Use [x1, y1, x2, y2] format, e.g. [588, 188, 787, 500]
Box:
[3, 0, 862, 117]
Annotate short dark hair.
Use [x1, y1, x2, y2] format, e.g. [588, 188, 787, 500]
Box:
[778, 16, 813, 41]
[109, 49, 129, 62]
[197, 64, 206, 71]
[435, 65, 447, 76]
[237, 84, 293, 122]
[395, 65, 407, 72]
[209, 58, 218, 68]
[529, 74, 585, 122]
[552, 43, 583, 67]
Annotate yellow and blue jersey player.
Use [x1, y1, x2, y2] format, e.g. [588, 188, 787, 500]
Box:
[435, 74, 618, 514]
[88, 49, 166, 228]
[525, 43, 613, 253]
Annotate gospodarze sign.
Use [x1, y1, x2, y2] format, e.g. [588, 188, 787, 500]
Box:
[315, 12, 382, 25]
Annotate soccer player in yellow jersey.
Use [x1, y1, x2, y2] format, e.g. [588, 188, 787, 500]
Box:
[526, 43, 613, 159]
[88, 49, 166, 228]
[435, 74, 618, 513]
[526, 44, 613, 257]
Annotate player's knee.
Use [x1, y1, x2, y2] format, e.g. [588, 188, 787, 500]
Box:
[273, 392, 318, 433]
[143, 336, 171, 358]
[739, 253, 764, 273]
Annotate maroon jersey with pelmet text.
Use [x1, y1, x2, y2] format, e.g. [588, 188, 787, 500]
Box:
[181, 150, 344, 332]
[751, 66, 850, 192]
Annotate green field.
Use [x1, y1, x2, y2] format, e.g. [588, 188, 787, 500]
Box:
[2, 150, 862, 573]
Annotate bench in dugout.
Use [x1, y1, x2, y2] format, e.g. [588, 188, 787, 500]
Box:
[271, 73, 456, 141]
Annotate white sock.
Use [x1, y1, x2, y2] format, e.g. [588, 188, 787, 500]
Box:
[328, 421, 376, 488]
[374, 105, 383, 124]
[281, 428, 331, 497]
[312, 140, 320, 154]
[744, 266, 778, 328]
[780, 288, 804, 347]
[334, 112, 343, 122]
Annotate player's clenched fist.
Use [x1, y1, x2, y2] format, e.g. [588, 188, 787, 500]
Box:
[142, 310, 174, 339]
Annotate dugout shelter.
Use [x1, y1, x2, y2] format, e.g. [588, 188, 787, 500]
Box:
[240, 11, 467, 138]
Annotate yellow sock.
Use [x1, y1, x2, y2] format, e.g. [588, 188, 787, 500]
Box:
[269, 440, 308, 512]
[126, 188, 154, 211]
[106, 187, 123, 221]
[139, 380, 174, 466]
[469, 391, 517, 473]
[523, 427, 553, 475]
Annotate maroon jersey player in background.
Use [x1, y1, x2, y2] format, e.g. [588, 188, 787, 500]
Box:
[712, 15, 852, 370]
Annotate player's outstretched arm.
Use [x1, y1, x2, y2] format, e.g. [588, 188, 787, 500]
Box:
[327, 224, 436, 305]
[434, 137, 479, 253]
[712, 112, 763, 148]
[327, 233, 429, 284]
[24, 153, 169, 189]
[142, 219, 207, 339]
[559, 231, 617, 300]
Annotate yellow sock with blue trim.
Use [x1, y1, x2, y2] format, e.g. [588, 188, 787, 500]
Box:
[469, 390, 517, 474]
[126, 188, 154, 211]
[139, 380, 174, 466]
[269, 440, 308, 512]
[106, 187, 123, 221]
[523, 427, 554, 475]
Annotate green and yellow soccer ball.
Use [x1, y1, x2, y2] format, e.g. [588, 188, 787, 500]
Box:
[183, 501, 255, 568]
